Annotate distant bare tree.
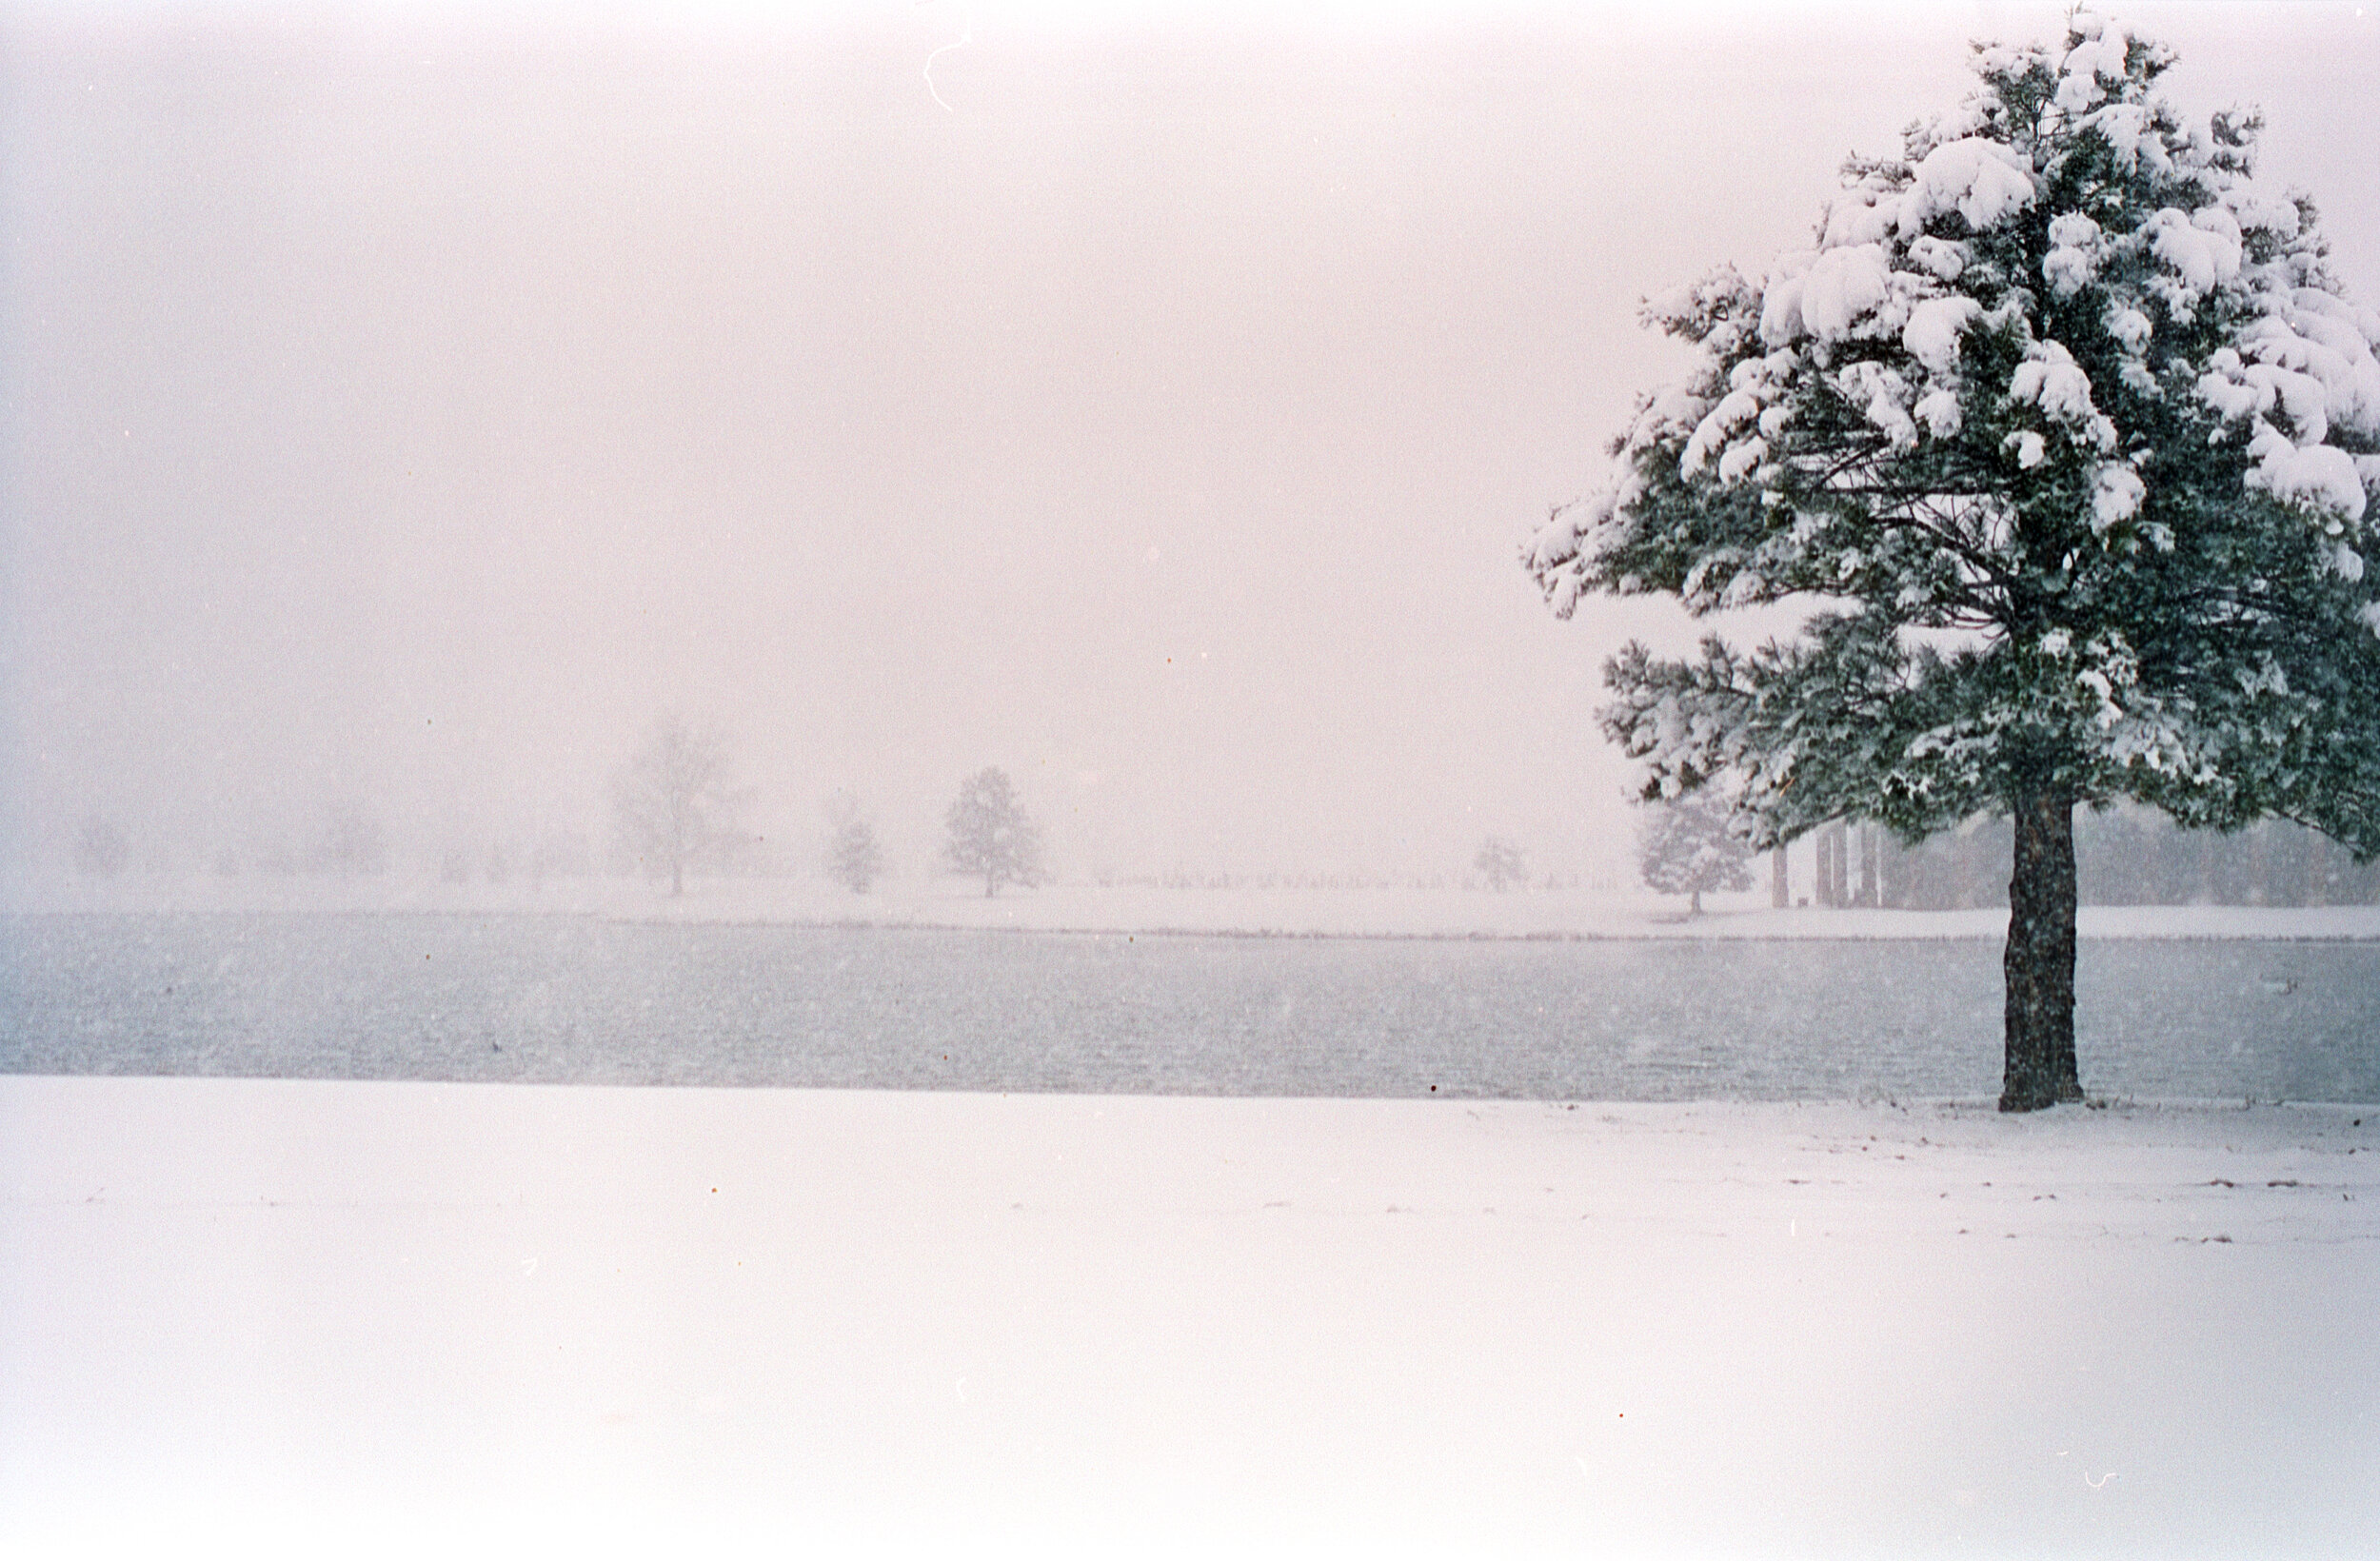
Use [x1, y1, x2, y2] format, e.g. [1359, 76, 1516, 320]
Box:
[527, 830, 593, 893]
[73, 815, 129, 878]
[824, 792, 886, 895]
[611, 715, 749, 897]
[1473, 836, 1527, 892]
[942, 767, 1042, 898]
[310, 804, 387, 877]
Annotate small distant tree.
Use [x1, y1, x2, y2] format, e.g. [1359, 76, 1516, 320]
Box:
[72, 815, 129, 878]
[1636, 791, 1756, 915]
[311, 804, 387, 877]
[824, 793, 887, 895]
[527, 830, 592, 893]
[1474, 836, 1528, 891]
[943, 767, 1043, 897]
[611, 715, 749, 897]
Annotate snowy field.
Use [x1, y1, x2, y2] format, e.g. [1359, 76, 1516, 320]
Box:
[8, 912, 2380, 1102]
[2, 1077, 2372, 1557]
[14, 870, 2380, 941]
[7, 908, 2374, 1555]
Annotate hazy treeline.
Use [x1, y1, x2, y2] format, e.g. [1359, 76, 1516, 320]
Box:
[49, 723, 1041, 897]
[67, 804, 602, 888]
[1091, 868, 1604, 893]
[61, 786, 2372, 910]
[1795, 812, 2380, 910]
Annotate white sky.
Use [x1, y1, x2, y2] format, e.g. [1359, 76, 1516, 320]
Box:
[5, 2, 2377, 881]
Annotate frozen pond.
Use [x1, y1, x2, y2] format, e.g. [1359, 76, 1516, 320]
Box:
[4, 912, 2377, 1101]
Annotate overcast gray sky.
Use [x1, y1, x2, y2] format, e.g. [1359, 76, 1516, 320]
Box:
[5, 2, 2377, 883]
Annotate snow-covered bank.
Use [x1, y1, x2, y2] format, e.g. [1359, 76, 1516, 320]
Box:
[4, 1077, 2372, 1557]
[10, 872, 2380, 940]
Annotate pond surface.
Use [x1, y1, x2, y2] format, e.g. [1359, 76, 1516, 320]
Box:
[5, 913, 2377, 1101]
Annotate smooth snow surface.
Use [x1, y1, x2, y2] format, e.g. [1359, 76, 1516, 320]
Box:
[2, 1077, 2372, 1557]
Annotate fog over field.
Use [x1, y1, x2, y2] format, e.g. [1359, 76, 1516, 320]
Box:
[10, 12, 2380, 1551]
[7, 2, 2379, 891]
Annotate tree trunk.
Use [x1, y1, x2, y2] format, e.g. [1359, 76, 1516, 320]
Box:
[671, 859, 683, 898]
[1772, 847, 1790, 909]
[2001, 790, 2082, 1112]
[1689, 888, 1702, 916]
[1858, 825, 1879, 907]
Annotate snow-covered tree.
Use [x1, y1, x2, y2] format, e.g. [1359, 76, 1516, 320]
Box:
[611, 715, 748, 898]
[943, 767, 1043, 898]
[1527, 13, 2380, 1110]
[1636, 793, 1755, 915]
[1474, 835, 1528, 891]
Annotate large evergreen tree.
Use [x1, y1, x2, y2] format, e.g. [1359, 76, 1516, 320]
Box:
[1527, 13, 2380, 1109]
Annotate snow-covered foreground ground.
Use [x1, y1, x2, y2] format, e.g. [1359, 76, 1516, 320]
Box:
[3, 1077, 2372, 1557]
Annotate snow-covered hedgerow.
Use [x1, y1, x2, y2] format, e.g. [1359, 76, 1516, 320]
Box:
[1526, 11, 2380, 857]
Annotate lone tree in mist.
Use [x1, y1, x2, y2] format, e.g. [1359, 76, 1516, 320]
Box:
[1526, 13, 2380, 1109]
[1636, 793, 1755, 916]
[72, 815, 129, 879]
[824, 793, 887, 895]
[611, 715, 748, 898]
[943, 767, 1043, 898]
[310, 804, 387, 877]
[1474, 836, 1528, 891]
